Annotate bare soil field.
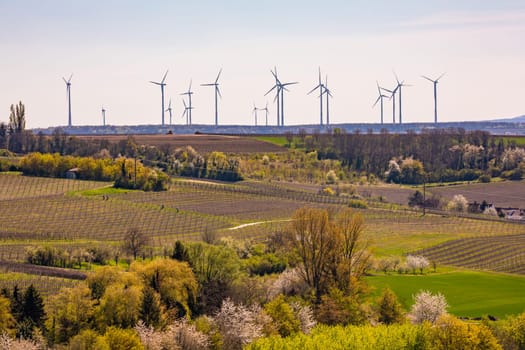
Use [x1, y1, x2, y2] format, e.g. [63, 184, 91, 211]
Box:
[78, 134, 286, 154]
[428, 180, 525, 208]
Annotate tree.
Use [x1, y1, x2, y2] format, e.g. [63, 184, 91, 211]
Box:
[8, 101, 27, 153]
[45, 285, 94, 343]
[172, 240, 189, 262]
[286, 208, 370, 303]
[130, 259, 198, 318]
[213, 299, 264, 350]
[408, 290, 448, 324]
[377, 288, 405, 324]
[0, 295, 14, 333]
[123, 227, 148, 260]
[187, 242, 240, 313]
[264, 295, 300, 337]
[139, 287, 162, 328]
[102, 326, 143, 350]
[22, 285, 45, 328]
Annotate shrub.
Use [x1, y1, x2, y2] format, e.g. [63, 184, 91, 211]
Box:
[447, 194, 468, 212]
[479, 174, 492, 183]
[325, 170, 338, 184]
[348, 199, 368, 209]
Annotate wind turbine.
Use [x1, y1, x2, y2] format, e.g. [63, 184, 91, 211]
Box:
[165, 99, 173, 125]
[380, 85, 398, 124]
[252, 103, 259, 126]
[180, 80, 193, 125]
[62, 74, 73, 126]
[201, 69, 222, 126]
[308, 67, 324, 126]
[394, 72, 410, 124]
[373, 82, 389, 125]
[323, 75, 333, 126]
[150, 70, 169, 125]
[262, 102, 269, 126]
[422, 73, 445, 124]
[265, 67, 282, 126]
[101, 105, 106, 126]
[181, 99, 194, 125]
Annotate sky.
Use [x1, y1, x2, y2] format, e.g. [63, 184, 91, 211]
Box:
[1, 0, 524, 128]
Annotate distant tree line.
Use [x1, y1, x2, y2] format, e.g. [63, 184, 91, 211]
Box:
[300, 128, 524, 184]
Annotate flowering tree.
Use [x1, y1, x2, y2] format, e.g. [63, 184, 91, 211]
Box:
[406, 255, 430, 274]
[408, 290, 448, 324]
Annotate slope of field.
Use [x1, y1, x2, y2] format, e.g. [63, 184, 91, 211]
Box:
[78, 134, 286, 154]
[415, 234, 525, 274]
[367, 270, 525, 318]
[428, 180, 525, 208]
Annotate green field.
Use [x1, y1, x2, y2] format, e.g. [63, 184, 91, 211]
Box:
[367, 270, 525, 318]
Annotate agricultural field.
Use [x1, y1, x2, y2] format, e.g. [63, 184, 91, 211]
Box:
[1, 171, 525, 316]
[428, 180, 525, 208]
[77, 134, 286, 154]
[367, 270, 525, 318]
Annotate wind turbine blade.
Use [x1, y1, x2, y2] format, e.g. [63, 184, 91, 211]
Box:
[373, 95, 381, 107]
[265, 85, 277, 96]
[215, 68, 222, 83]
[381, 87, 392, 93]
[216, 86, 222, 98]
[182, 99, 187, 108]
[393, 70, 400, 84]
[421, 75, 434, 82]
[201, 83, 214, 86]
[68, 74, 73, 82]
[307, 84, 321, 95]
[437, 72, 446, 81]
[150, 81, 161, 85]
[63, 77, 68, 84]
[161, 70, 169, 84]
[189, 79, 192, 91]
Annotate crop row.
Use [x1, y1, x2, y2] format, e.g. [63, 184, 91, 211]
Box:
[416, 234, 525, 274]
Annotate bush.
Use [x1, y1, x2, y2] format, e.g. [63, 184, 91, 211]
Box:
[479, 174, 492, 183]
[447, 194, 468, 212]
[325, 170, 338, 184]
[348, 199, 368, 209]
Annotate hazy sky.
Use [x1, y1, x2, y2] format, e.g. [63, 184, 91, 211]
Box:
[1, 0, 524, 128]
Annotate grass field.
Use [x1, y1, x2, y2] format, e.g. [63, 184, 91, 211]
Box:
[367, 270, 525, 318]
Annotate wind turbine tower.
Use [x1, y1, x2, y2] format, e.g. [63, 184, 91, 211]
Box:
[150, 70, 169, 125]
[201, 69, 222, 126]
[262, 102, 269, 126]
[166, 99, 173, 125]
[422, 73, 445, 123]
[380, 85, 398, 124]
[101, 106, 106, 126]
[181, 99, 194, 125]
[308, 68, 324, 126]
[252, 103, 259, 126]
[373, 82, 389, 124]
[180, 80, 194, 125]
[63, 74, 73, 126]
[394, 72, 410, 125]
[323, 76, 333, 126]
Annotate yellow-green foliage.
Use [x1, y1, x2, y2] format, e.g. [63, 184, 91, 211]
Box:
[102, 326, 144, 350]
[247, 316, 503, 350]
[19, 152, 168, 191]
[264, 295, 300, 337]
[247, 323, 428, 350]
[0, 295, 14, 333]
[240, 150, 343, 184]
[130, 259, 198, 317]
